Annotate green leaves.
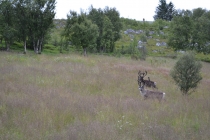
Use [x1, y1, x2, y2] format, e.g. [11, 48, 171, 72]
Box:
[154, 0, 175, 21]
[64, 6, 122, 54]
[0, 0, 16, 50]
[88, 6, 122, 53]
[168, 8, 210, 54]
[101, 16, 114, 52]
[104, 7, 122, 43]
[170, 53, 202, 95]
[64, 12, 98, 55]
[168, 15, 193, 51]
[0, 0, 56, 53]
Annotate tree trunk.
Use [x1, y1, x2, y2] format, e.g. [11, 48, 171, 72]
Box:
[36, 39, 39, 54]
[24, 40, 27, 54]
[39, 42, 42, 54]
[7, 44, 10, 51]
[6, 41, 10, 51]
[33, 40, 36, 52]
[39, 38, 43, 54]
[83, 47, 87, 56]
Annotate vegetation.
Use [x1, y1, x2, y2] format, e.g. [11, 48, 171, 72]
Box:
[170, 53, 202, 95]
[1, 2, 210, 139]
[153, 0, 175, 21]
[61, 6, 123, 55]
[0, 0, 56, 53]
[64, 11, 99, 56]
[168, 9, 210, 54]
[1, 1, 210, 61]
[0, 52, 210, 139]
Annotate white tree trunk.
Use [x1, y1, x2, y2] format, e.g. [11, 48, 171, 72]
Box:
[36, 39, 39, 54]
[83, 48, 87, 56]
[39, 37, 43, 54]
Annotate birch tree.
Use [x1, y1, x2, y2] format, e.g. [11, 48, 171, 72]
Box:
[14, 0, 31, 53]
[28, 0, 56, 54]
[0, 0, 16, 51]
[64, 11, 99, 56]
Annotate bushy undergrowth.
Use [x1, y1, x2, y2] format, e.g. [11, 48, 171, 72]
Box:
[0, 52, 210, 140]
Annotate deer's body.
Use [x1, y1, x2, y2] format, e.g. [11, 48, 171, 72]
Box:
[140, 77, 157, 89]
[139, 85, 165, 102]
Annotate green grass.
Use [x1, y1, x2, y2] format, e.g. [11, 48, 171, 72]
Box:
[0, 52, 210, 140]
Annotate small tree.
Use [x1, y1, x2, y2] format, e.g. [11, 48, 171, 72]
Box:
[170, 53, 202, 95]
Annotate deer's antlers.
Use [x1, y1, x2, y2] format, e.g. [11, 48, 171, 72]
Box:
[137, 70, 157, 89]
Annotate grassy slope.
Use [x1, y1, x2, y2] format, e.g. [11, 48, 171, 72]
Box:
[0, 52, 210, 140]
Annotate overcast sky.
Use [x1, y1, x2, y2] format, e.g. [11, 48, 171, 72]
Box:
[55, 0, 210, 21]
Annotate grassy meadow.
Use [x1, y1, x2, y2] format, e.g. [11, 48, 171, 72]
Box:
[0, 52, 210, 140]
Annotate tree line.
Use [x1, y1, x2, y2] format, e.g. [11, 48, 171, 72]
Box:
[0, 0, 56, 54]
[168, 8, 210, 54]
[154, 0, 210, 54]
[0, 0, 210, 55]
[0, 1, 122, 55]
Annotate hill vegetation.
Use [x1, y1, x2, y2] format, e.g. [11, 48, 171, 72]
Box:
[45, 17, 210, 62]
[0, 0, 210, 62]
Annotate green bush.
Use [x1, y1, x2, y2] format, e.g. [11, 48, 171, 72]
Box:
[170, 53, 202, 95]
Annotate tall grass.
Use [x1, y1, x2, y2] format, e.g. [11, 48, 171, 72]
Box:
[0, 52, 210, 140]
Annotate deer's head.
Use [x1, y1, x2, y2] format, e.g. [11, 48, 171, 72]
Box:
[138, 70, 147, 86]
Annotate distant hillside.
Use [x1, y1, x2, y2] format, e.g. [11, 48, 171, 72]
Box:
[51, 18, 210, 62]
[53, 19, 67, 29]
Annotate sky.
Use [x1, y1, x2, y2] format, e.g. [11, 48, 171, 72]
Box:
[55, 0, 210, 21]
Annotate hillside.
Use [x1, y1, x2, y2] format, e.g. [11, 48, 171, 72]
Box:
[0, 52, 210, 139]
[49, 18, 210, 62]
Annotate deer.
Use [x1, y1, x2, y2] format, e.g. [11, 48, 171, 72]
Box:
[138, 82, 166, 102]
[137, 70, 157, 89]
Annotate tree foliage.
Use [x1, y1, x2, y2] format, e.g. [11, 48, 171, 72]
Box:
[0, 0, 56, 53]
[168, 8, 210, 54]
[27, 0, 56, 53]
[168, 12, 193, 51]
[154, 0, 175, 21]
[64, 11, 99, 56]
[63, 6, 122, 55]
[104, 7, 122, 42]
[88, 6, 122, 53]
[170, 53, 202, 95]
[104, 7, 122, 52]
[101, 16, 114, 52]
[88, 6, 104, 52]
[0, 0, 16, 51]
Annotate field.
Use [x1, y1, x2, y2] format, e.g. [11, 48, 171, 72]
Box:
[0, 52, 210, 140]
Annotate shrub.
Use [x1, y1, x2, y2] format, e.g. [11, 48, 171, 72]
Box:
[170, 53, 202, 95]
[140, 35, 147, 42]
